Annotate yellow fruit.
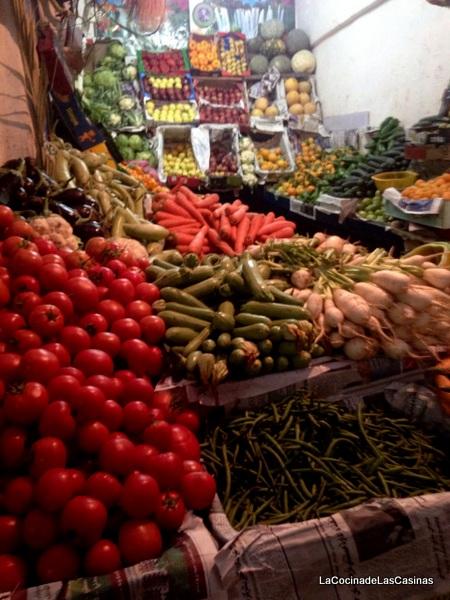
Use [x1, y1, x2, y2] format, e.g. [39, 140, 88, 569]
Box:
[284, 78, 299, 93]
[299, 92, 311, 105]
[298, 80, 311, 93]
[304, 102, 316, 115]
[265, 105, 279, 118]
[251, 108, 264, 117]
[254, 97, 269, 111]
[286, 91, 301, 107]
[290, 103, 304, 116]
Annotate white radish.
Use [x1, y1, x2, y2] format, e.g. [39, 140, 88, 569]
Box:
[323, 298, 344, 329]
[313, 232, 327, 244]
[342, 243, 357, 255]
[401, 254, 428, 266]
[292, 288, 312, 302]
[387, 303, 416, 325]
[318, 235, 346, 253]
[315, 313, 326, 342]
[414, 312, 431, 333]
[340, 321, 365, 338]
[381, 339, 412, 360]
[423, 268, 450, 290]
[371, 270, 411, 294]
[306, 292, 323, 321]
[344, 337, 379, 360]
[333, 288, 371, 326]
[394, 326, 413, 342]
[329, 331, 345, 348]
[291, 268, 311, 290]
[353, 282, 393, 309]
[396, 285, 432, 311]
[422, 261, 437, 269]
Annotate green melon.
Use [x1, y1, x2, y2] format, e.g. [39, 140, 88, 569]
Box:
[260, 19, 285, 41]
[249, 54, 269, 74]
[285, 29, 311, 56]
[261, 39, 286, 59]
[269, 55, 292, 74]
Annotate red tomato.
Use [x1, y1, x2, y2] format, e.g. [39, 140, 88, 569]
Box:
[120, 338, 153, 376]
[42, 291, 74, 320]
[34, 238, 58, 256]
[120, 377, 154, 405]
[146, 346, 164, 377]
[74, 349, 113, 377]
[0, 516, 20, 553]
[87, 265, 115, 287]
[135, 282, 160, 304]
[39, 401, 76, 440]
[142, 420, 172, 451]
[115, 369, 135, 383]
[23, 509, 57, 550]
[99, 435, 135, 476]
[21, 348, 60, 383]
[86, 375, 122, 400]
[126, 300, 152, 321]
[78, 312, 108, 335]
[0, 554, 26, 592]
[64, 249, 91, 270]
[0, 427, 26, 469]
[108, 278, 135, 305]
[148, 407, 166, 424]
[175, 409, 200, 433]
[0, 205, 14, 231]
[182, 460, 205, 475]
[122, 401, 152, 434]
[133, 444, 159, 474]
[181, 472, 216, 510]
[7, 328, 41, 353]
[78, 421, 109, 454]
[67, 469, 86, 496]
[84, 539, 121, 576]
[0, 312, 26, 339]
[29, 304, 64, 337]
[122, 267, 145, 287]
[0, 266, 10, 285]
[31, 438, 67, 478]
[145, 451, 183, 490]
[43, 342, 71, 367]
[65, 277, 99, 313]
[76, 385, 106, 422]
[68, 268, 88, 279]
[151, 390, 180, 421]
[0, 280, 10, 307]
[0, 353, 21, 382]
[37, 543, 79, 584]
[11, 291, 41, 317]
[4, 381, 48, 425]
[39, 262, 69, 291]
[97, 299, 126, 324]
[5, 219, 35, 240]
[84, 472, 122, 508]
[119, 520, 162, 565]
[41, 253, 65, 266]
[111, 318, 141, 342]
[47, 374, 82, 403]
[106, 259, 127, 276]
[2, 476, 34, 514]
[120, 472, 160, 519]
[91, 332, 121, 358]
[58, 366, 85, 382]
[10, 248, 43, 276]
[2, 235, 36, 257]
[60, 326, 90, 356]
[85, 237, 107, 260]
[35, 468, 75, 512]
[156, 491, 186, 530]
[11, 274, 40, 294]
[140, 315, 166, 345]
[168, 424, 201, 461]
[99, 400, 123, 431]
[61, 496, 107, 546]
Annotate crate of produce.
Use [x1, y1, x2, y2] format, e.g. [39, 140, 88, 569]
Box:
[281, 75, 323, 131]
[142, 73, 195, 102]
[253, 130, 295, 179]
[112, 131, 157, 167]
[194, 77, 250, 126]
[146, 100, 199, 125]
[156, 125, 207, 186]
[140, 49, 190, 75]
[248, 71, 288, 127]
[189, 34, 221, 75]
[217, 32, 250, 77]
[384, 186, 450, 229]
[200, 124, 242, 188]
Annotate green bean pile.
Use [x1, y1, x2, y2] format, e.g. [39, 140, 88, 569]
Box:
[202, 393, 450, 529]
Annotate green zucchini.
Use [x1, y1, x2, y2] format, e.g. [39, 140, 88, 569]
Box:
[216, 333, 232, 350]
[203, 253, 221, 267]
[277, 341, 298, 356]
[258, 339, 273, 355]
[185, 265, 215, 284]
[265, 279, 290, 291]
[311, 343, 325, 358]
[276, 356, 290, 372]
[241, 254, 274, 302]
[146, 265, 166, 281]
[157, 250, 183, 265]
[160, 287, 209, 309]
[269, 286, 304, 306]
[213, 301, 235, 332]
[218, 283, 233, 298]
[165, 327, 197, 345]
[230, 337, 246, 349]
[262, 356, 274, 373]
[235, 313, 272, 326]
[152, 299, 166, 313]
[154, 269, 187, 289]
[241, 301, 308, 321]
[269, 325, 283, 342]
[202, 339, 216, 353]
[291, 351, 311, 370]
[183, 275, 224, 298]
[232, 323, 270, 341]
[245, 359, 262, 377]
[159, 310, 210, 331]
[226, 272, 246, 294]
[184, 253, 200, 268]
[164, 302, 214, 322]
[229, 348, 246, 368]
[152, 258, 177, 270]
[186, 351, 202, 373]
[183, 327, 211, 356]
[257, 263, 271, 280]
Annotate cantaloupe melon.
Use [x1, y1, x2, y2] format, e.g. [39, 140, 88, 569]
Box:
[265, 105, 279, 117]
[254, 97, 269, 111]
[251, 108, 264, 117]
[286, 91, 301, 107]
[284, 78, 299, 93]
[304, 102, 316, 115]
[289, 103, 304, 116]
[299, 92, 311, 105]
[298, 80, 311, 93]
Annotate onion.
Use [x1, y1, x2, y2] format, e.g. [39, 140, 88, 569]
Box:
[423, 268, 450, 290]
[291, 268, 312, 290]
[353, 282, 393, 309]
[313, 232, 327, 244]
[344, 337, 378, 360]
[371, 270, 411, 294]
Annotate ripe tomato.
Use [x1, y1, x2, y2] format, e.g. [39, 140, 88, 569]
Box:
[5, 219, 35, 240]
[23, 509, 57, 550]
[99, 435, 135, 476]
[135, 282, 160, 304]
[84, 472, 122, 508]
[0, 427, 26, 469]
[76, 385, 106, 422]
[74, 349, 113, 377]
[29, 304, 64, 337]
[175, 409, 200, 433]
[122, 401, 151, 435]
[146, 346, 164, 377]
[39, 401, 76, 440]
[108, 278, 135, 305]
[37, 543, 79, 584]
[11, 274, 40, 294]
[68, 268, 88, 280]
[78, 421, 109, 454]
[42, 291, 74, 320]
[2, 235, 36, 257]
[60, 326, 90, 356]
[0, 280, 10, 307]
[120, 338, 153, 376]
[43, 342, 71, 367]
[41, 253, 65, 266]
[39, 262, 69, 291]
[58, 366, 85, 382]
[11, 291, 41, 317]
[120, 472, 160, 519]
[151, 390, 181, 421]
[86, 375, 122, 400]
[35, 468, 75, 511]
[115, 369, 135, 383]
[0, 515, 21, 553]
[0, 353, 21, 382]
[111, 318, 141, 342]
[10, 248, 43, 275]
[0, 266, 10, 285]
[182, 460, 205, 475]
[61, 496, 107, 546]
[133, 444, 159, 474]
[156, 491, 186, 530]
[122, 267, 145, 287]
[99, 400, 123, 431]
[2, 476, 34, 514]
[181, 472, 216, 510]
[97, 299, 126, 324]
[145, 452, 183, 490]
[142, 420, 172, 451]
[47, 374, 81, 402]
[0, 205, 14, 231]
[64, 249, 91, 270]
[67, 469, 86, 496]
[91, 332, 121, 357]
[168, 424, 201, 461]
[120, 377, 154, 405]
[0, 311, 26, 339]
[87, 265, 115, 287]
[7, 328, 41, 353]
[65, 277, 99, 313]
[31, 438, 67, 479]
[119, 520, 162, 565]
[106, 259, 127, 276]
[126, 300, 152, 321]
[140, 315, 166, 345]
[4, 381, 48, 425]
[84, 539, 121, 576]
[0, 554, 26, 592]
[34, 238, 58, 256]
[21, 348, 60, 383]
[79, 312, 108, 335]
[85, 237, 107, 260]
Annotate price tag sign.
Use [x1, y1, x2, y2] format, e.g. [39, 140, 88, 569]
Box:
[289, 198, 302, 214]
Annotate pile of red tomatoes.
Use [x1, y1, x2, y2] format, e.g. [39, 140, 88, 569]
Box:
[0, 207, 216, 592]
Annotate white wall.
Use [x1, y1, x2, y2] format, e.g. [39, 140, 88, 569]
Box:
[296, 0, 450, 127]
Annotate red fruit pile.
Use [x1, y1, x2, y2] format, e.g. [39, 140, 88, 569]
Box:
[199, 105, 249, 126]
[0, 207, 216, 592]
[142, 51, 186, 75]
[195, 81, 244, 106]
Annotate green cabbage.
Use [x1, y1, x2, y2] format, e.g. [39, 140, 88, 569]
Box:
[127, 134, 144, 151]
[108, 42, 126, 59]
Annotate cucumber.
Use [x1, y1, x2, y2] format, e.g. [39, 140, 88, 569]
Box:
[277, 341, 298, 356]
[186, 351, 202, 373]
[216, 333, 232, 350]
[146, 265, 166, 281]
[241, 301, 308, 321]
[183, 327, 211, 356]
[265, 279, 290, 291]
[269, 325, 283, 342]
[203, 253, 222, 267]
[245, 359, 262, 377]
[269, 286, 304, 306]
[202, 339, 216, 353]
[152, 258, 177, 270]
[231, 337, 247, 349]
[184, 253, 200, 268]
[258, 339, 273, 355]
[291, 351, 311, 370]
[276, 356, 290, 372]
[160, 287, 209, 309]
[183, 275, 223, 298]
[218, 283, 233, 298]
[241, 254, 274, 302]
[213, 301, 235, 332]
[262, 356, 274, 373]
[235, 313, 272, 326]
[159, 310, 210, 331]
[157, 250, 184, 265]
[257, 263, 271, 280]
[164, 302, 214, 322]
[154, 269, 187, 289]
[311, 343, 325, 358]
[229, 348, 246, 368]
[185, 265, 215, 285]
[165, 327, 197, 345]
[232, 323, 270, 341]
[226, 272, 246, 294]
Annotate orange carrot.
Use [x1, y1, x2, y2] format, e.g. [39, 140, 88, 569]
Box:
[196, 193, 220, 207]
[164, 199, 192, 219]
[246, 213, 265, 245]
[220, 213, 232, 241]
[259, 220, 296, 236]
[235, 215, 250, 254]
[207, 230, 235, 256]
[188, 225, 209, 254]
[266, 227, 296, 239]
[230, 205, 248, 225]
[176, 192, 206, 225]
[174, 232, 195, 245]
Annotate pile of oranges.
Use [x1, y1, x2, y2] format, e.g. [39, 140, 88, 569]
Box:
[257, 147, 289, 172]
[189, 38, 220, 72]
[402, 173, 450, 201]
[122, 164, 168, 194]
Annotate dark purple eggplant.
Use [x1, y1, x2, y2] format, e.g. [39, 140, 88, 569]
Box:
[22, 177, 36, 195]
[53, 188, 87, 206]
[25, 196, 45, 212]
[74, 221, 105, 240]
[49, 200, 79, 225]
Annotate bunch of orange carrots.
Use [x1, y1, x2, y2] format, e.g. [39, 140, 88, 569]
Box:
[152, 186, 296, 256]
